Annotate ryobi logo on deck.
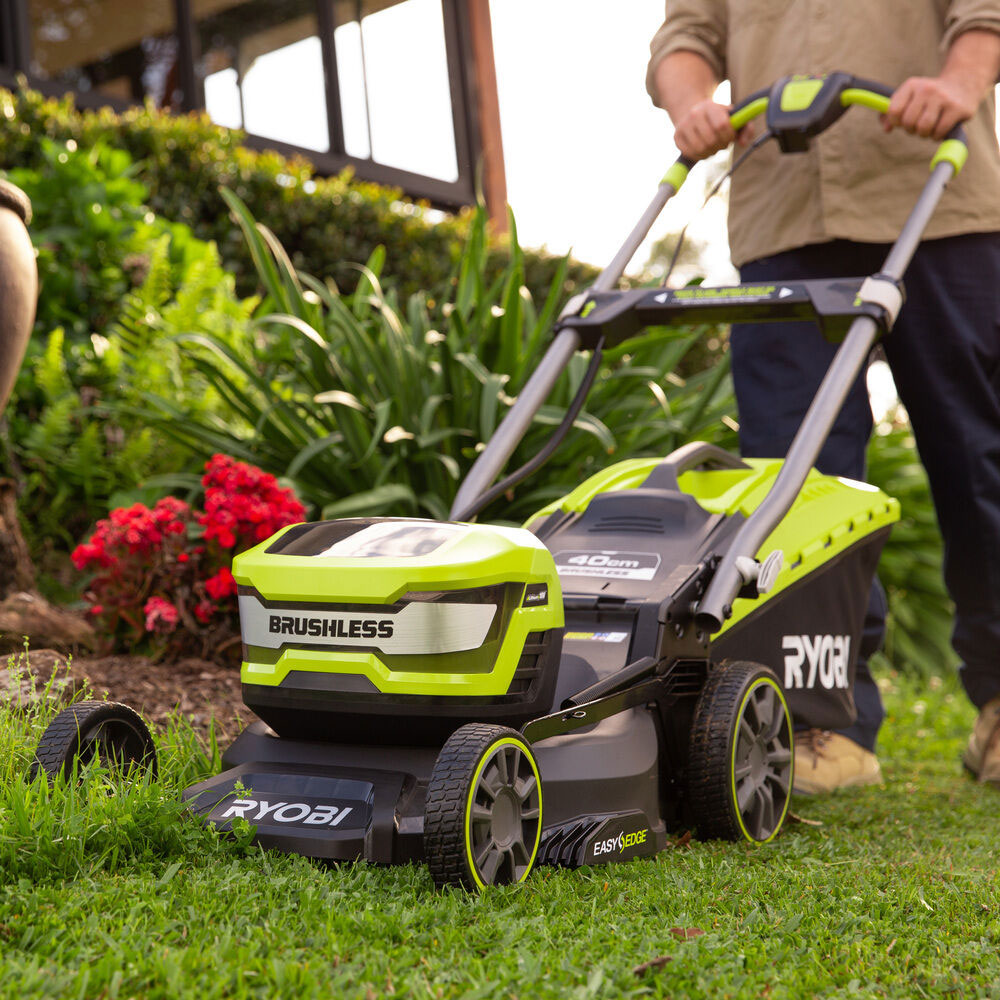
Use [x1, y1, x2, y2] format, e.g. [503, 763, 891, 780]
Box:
[592, 828, 649, 857]
[218, 798, 354, 827]
[782, 634, 851, 690]
[268, 615, 393, 640]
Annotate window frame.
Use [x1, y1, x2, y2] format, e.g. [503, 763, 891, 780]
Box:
[0, 0, 481, 209]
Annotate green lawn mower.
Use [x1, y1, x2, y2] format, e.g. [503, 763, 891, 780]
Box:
[33, 73, 968, 890]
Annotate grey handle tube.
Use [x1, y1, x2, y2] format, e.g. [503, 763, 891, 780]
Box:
[449, 180, 681, 521]
[592, 182, 678, 293]
[449, 327, 581, 519]
[695, 161, 956, 632]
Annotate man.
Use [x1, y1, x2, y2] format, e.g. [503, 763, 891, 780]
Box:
[647, 2, 1000, 792]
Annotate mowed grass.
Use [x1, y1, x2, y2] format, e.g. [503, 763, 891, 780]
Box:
[1, 660, 999, 1000]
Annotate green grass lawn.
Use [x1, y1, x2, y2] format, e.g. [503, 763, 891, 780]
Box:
[2, 663, 998, 1000]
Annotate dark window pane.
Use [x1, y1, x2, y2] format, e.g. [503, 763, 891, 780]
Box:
[196, 0, 330, 154]
[29, 0, 180, 106]
[332, 0, 458, 182]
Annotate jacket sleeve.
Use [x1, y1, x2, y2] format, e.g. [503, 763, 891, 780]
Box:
[942, 0, 1000, 49]
[645, 1, 728, 108]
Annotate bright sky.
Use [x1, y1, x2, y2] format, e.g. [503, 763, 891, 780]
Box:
[490, 0, 734, 280]
[491, 0, 1000, 279]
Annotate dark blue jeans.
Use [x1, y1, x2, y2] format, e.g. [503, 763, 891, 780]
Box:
[732, 233, 1000, 751]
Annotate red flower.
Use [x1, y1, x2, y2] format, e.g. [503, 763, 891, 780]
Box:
[198, 455, 305, 552]
[72, 454, 304, 654]
[204, 567, 237, 601]
[144, 596, 179, 634]
[194, 600, 215, 624]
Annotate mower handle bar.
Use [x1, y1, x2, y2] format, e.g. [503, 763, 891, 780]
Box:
[450, 76, 967, 629]
[593, 74, 967, 297]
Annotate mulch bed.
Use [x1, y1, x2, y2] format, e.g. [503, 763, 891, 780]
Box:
[6, 648, 254, 743]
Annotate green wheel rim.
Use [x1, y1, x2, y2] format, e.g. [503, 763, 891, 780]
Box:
[731, 678, 793, 842]
[464, 737, 542, 888]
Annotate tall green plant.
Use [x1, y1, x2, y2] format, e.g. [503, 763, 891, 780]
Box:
[867, 423, 955, 678]
[131, 193, 737, 524]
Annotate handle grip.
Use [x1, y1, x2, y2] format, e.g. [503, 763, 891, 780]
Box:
[665, 73, 969, 191]
[674, 85, 772, 172]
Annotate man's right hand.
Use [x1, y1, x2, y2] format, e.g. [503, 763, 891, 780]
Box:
[672, 99, 739, 160]
[654, 51, 753, 161]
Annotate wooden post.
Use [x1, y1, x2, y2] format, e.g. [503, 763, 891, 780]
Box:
[465, 0, 508, 232]
[0, 478, 35, 598]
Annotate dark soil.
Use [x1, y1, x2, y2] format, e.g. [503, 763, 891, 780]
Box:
[9, 648, 254, 743]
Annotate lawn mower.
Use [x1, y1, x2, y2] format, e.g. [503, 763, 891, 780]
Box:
[32, 73, 968, 890]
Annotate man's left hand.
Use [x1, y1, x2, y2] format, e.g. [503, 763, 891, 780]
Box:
[883, 76, 978, 139]
[884, 29, 1000, 140]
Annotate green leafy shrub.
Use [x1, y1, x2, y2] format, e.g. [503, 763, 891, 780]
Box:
[0, 83, 597, 306]
[5, 138, 152, 342]
[0, 141, 257, 567]
[130, 193, 737, 525]
[867, 422, 954, 678]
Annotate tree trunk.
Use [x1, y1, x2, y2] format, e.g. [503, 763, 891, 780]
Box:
[0, 478, 35, 598]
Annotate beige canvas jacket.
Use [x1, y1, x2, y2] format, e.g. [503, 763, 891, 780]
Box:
[646, 1, 1000, 266]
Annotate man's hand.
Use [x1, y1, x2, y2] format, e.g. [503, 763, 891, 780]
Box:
[884, 29, 1000, 140]
[654, 51, 753, 161]
[884, 75, 978, 139]
[672, 99, 738, 160]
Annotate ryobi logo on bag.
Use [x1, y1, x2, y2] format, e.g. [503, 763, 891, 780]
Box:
[217, 798, 355, 828]
[782, 634, 851, 690]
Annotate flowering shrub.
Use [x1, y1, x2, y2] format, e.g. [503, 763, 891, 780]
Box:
[72, 455, 306, 657]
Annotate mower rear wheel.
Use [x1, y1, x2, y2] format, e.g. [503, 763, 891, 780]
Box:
[424, 723, 542, 891]
[688, 661, 792, 843]
[30, 701, 158, 782]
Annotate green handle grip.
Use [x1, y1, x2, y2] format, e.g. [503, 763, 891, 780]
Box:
[730, 96, 770, 131]
[840, 86, 969, 173]
[663, 75, 970, 192]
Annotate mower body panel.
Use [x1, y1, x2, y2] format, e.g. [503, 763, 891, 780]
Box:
[234, 519, 564, 743]
[183, 709, 668, 866]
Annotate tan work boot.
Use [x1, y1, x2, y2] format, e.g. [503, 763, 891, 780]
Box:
[963, 695, 1000, 786]
[793, 729, 883, 795]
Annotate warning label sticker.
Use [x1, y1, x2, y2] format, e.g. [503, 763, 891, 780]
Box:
[554, 550, 660, 581]
[564, 631, 629, 643]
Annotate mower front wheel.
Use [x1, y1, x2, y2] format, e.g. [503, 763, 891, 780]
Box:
[30, 701, 158, 783]
[424, 723, 542, 891]
[687, 661, 793, 843]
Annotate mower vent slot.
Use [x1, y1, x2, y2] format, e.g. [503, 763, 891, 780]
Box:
[505, 630, 556, 698]
[588, 516, 666, 535]
[799, 481, 838, 502]
[538, 817, 605, 867]
[661, 661, 707, 697]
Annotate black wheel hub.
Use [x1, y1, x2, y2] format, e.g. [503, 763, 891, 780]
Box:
[80, 719, 151, 772]
[489, 788, 520, 848]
